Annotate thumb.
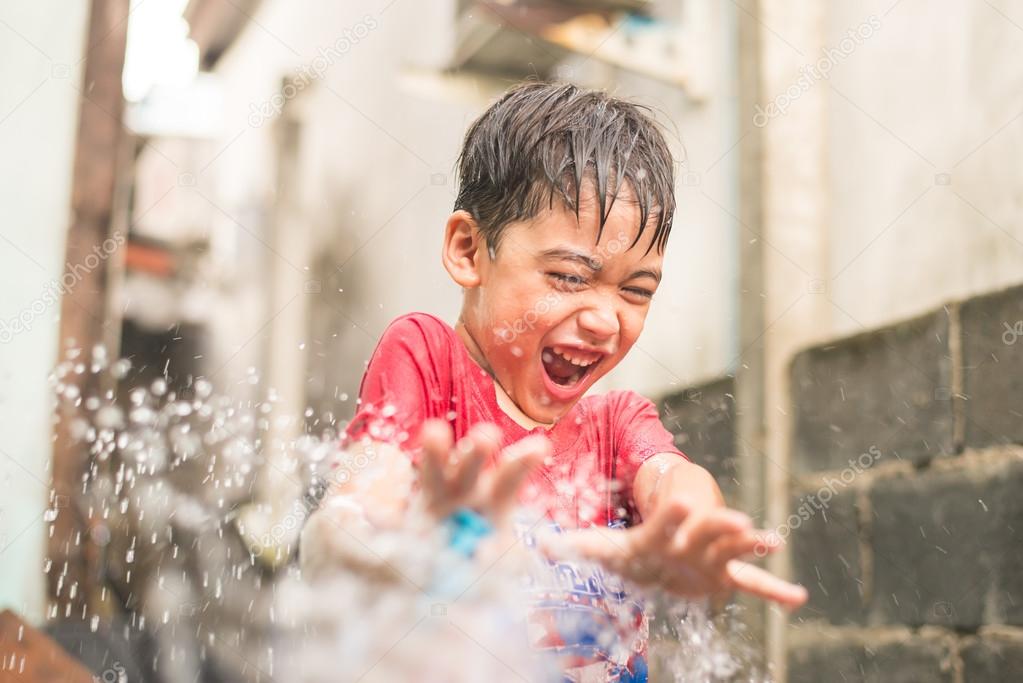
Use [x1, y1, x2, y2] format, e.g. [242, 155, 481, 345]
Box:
[538, 526, 630, 567]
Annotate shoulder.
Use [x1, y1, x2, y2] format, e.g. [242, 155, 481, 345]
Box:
[582, 389, 657, 418]
[378, 312, 457, 348]
[364, 313, 460, 377]
[584, 389, 685, 468]
[383, 312, 455, 336]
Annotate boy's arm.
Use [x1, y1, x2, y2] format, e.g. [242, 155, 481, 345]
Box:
[633, 453, 723, 519]
[299, 438, 416, 581]
[542, 452, 808, 609]
[632, 454, 736, 607]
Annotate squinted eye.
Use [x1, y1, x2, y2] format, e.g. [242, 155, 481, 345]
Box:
[623, 287, 654, 301]
[548, 272, 587, 290]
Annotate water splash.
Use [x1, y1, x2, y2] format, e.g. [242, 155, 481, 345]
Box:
[45, 349, 770, 682]
[651, 600, 770, 682]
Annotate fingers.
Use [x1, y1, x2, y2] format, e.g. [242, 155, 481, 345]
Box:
[419, 418, 454, 455]
[487, 434, 550, 518]
[642, 498, 691, 545]
[706, 529, 782, 570]
[417, 425, 550, 530]
[726, 560, 809, 610]
[420, 420, 493, 517]
[677, 508, 752, 556]
[419, 420, 454, 511]
[449, 424, 500, 498]
[540, 526, 630, 568]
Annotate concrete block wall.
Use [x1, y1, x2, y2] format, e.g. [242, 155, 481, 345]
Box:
[660, 376, 739, 502]
[659, 283, 1023, 681]
[785, 283, 1023, 681]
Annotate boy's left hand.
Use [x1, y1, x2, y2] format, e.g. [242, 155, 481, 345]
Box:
[540, 497, 808, 610]
[418, 419, 550, 525]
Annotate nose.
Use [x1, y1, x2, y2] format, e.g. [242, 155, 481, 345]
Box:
[577, 303, 619, 342]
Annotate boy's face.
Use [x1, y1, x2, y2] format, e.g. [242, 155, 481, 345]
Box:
[457, 188, 665, 424]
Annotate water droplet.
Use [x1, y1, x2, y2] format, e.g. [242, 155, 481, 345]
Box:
[111, 358, 131, 378]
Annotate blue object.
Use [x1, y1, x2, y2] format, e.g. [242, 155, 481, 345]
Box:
[443, 507, 494, 557]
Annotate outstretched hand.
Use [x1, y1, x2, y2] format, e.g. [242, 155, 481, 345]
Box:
[540, 497, 808, 610]
[301, 420, 549, 580]
[417, 419, 550, 526]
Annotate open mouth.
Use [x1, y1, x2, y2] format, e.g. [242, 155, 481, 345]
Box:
[540, 345, 602, 389]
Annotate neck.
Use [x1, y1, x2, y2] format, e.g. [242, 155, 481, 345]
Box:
[454, 319, 554, 431]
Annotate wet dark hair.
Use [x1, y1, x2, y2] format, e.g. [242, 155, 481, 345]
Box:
[454, 81, 676, 254]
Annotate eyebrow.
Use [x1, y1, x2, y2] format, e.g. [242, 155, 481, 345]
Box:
[630, 268, 662, 284]
[539, 247, 662, 283]
[539, 247, 603, 271]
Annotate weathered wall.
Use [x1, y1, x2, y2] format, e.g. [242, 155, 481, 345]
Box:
[660, 283, 1023, 681]
[786, 283, 1023, 681]
[0, 1, 90, 622]
[732, 0, 1023, 372]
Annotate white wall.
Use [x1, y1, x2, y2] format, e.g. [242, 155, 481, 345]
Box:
[0, 0, 89, 622]
[201, 0, 739, 413]
[823, 0, 1023, 338]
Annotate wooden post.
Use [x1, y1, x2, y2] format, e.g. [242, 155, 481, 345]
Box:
[0, 610, 95, 683]
[48, 0, 130, 620]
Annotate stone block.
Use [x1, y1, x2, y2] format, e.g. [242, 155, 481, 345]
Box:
[660, 377, 737, 495]
[788, 482, 865, 624]
[868, 453, 1023, 628]
[787, 626, 955, 683]
[960, 283, 1023, 449]
[961, 628, 1023, 683]
[791, 309, 954, 472]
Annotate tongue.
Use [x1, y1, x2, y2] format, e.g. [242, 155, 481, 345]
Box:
[543, 350, 581, 385]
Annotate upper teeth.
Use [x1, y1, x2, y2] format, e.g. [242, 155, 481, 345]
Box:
[551, 346, 600, 367]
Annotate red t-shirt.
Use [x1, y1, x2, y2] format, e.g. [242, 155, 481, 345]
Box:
[344, 312, 686, 529]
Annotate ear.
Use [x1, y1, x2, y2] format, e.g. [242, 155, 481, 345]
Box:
[442, 210, 484, 288]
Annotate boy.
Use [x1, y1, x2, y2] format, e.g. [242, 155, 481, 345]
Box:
[302, 82, 806, 680]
